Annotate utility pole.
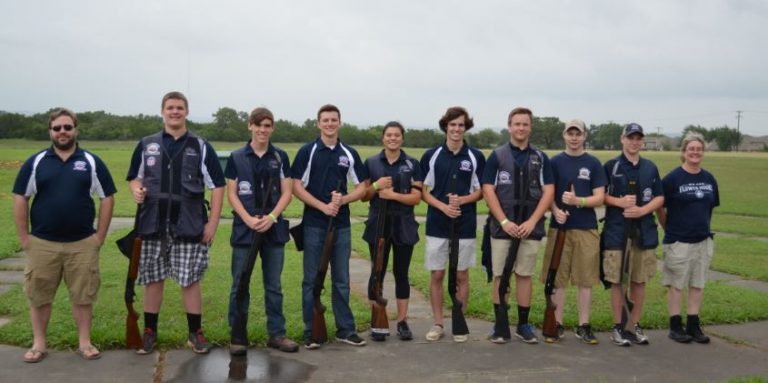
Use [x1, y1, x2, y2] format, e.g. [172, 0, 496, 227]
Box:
[736, 110, 742, 132]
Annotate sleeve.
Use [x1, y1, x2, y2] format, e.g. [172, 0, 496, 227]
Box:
[224, 152, 237, 180]
[94, 155, 117, 197]
[280, 150, 291, 179]
[203, 142, 226, 187]
[591, 157, 608, 189]
[603, 159, 614, 191]
[351, 149, 368, 184]
[419, 149, 434, 187]
[540, 153, 554, 185]
[711, 172, 720, 208]
[291, 145, 309, 185]
[411, 158, 424, 182]
[12, 157, 34, 196]
[126, 141, 144, 181]
[480, 151, 498, 185]
[651, 164, 663, 196]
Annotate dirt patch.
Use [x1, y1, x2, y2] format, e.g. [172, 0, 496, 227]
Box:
[0, 160, 23, 170]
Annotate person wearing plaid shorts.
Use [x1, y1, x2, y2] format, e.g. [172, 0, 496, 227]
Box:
[127, 92, 225, 355]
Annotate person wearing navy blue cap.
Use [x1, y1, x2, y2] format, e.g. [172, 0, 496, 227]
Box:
[13, 108, 116, 362]
[291, 104, 369, 349]
[602, 122, 664, 347]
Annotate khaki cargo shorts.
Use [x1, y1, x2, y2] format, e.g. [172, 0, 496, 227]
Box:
[540, 229, 600, 288]
[24, 235, 101, 307]
[662, 238, 713, 290]
[602, 246, 657, 285]
[490, 237, 541, 277]
[424, 236, 476, 271]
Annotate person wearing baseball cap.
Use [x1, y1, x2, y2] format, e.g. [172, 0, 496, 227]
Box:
[539, 119, 606, 344]
[601, 122, 664, 347]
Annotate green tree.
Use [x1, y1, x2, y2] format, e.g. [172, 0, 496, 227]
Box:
[588, 122, 623, 150]
[710, 126, 742, 151]
[530, 117, 564, 149]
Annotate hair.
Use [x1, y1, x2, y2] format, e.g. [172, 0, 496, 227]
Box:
[680, 132, 706, 162]
[248, 107, 274, 126]
[507, 107, 533, 125]
[382, 121, 405, 137]
[161, 91, 188, 110]
[317, 104, 341, 120]
[438, 106, 474, 132]
[48, 108, 78, 129]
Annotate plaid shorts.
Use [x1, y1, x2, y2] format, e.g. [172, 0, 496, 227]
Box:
[138, 238, 209, 287]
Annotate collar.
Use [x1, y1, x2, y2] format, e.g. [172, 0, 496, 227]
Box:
[508, 142, 530, 153]
[619, 153, 641, 167]
[441, 140, 468, 156]
[243, 140, 275, 158]
[162, 130, 189, 142]
[315, 136, 342, 151]
[45, 144, 83, 158]
[377, 149, 407, 164]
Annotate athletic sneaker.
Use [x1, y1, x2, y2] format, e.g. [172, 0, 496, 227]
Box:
[136, 328, 157, 355]
[304, 339, 321, 350]
[686, 323, 710, 344]
[336, 333, 367, 346]
[557, 323, 565, 340]
[371, 332, 387, 342]
[425, 324, 445, 341]
[515, 324, 539, 344]
[669, 326, 693, 343]
[575, 324, 599, 345]
[187, 329, 211, 354]
[633, 323, 650, 345]
[488, 330, 509, 344]
[610, 325, 631, 347]
[453, 334, 468, 343]
[397, 321, 413, 341]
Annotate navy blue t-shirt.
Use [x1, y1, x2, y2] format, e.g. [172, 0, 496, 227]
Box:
[662, 166, 719, 244]
[291, 138, 368, 229]
[420, 142, 485, 239]
[548, 152, 606, 230]
[224, 142, 291, 205]
[13, 146, 117, 242]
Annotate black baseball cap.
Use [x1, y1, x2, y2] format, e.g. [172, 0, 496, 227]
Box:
[623, 123, 644, 137]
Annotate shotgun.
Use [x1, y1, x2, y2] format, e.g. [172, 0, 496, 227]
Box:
[370, 198, 389, 337]
[120, 205, 143, 349]
[542, 183, 572, 341]
[231, 177, 274, 346]
[619, 180, 638, 331]
[448, 174, 469, 336]
[310, 180, 343, 344]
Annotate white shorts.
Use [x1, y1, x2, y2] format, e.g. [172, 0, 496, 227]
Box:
[424, 235, 476, 271]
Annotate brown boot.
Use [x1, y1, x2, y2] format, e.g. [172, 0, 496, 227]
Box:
[267, 336, 299, 353]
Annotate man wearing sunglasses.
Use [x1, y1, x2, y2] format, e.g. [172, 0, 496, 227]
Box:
[13, 108, 117, 362]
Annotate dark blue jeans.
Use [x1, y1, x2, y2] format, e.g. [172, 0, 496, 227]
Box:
[302, 225, 355, 340]
[228, 243, 287, 339]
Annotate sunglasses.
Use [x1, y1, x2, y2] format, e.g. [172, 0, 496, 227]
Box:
[50, 124, 75, 132]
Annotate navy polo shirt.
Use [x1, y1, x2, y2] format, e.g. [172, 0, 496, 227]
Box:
[364, 149, 424, 213]
[420, 142, 485, 239]
[548, 152, 606, 230]
[291, 138, 368, 229]
[126, 130, 225, 187]
[225, 142, 291, 203]
[480, 144, 554, 186]
[13, 145, 117, 242]
[662, 167, 719, 244]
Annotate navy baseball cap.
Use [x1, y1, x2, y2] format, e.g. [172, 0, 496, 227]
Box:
[623, 123, 644, 137]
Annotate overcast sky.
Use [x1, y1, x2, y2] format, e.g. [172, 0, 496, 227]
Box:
[2, 0, 767, 136]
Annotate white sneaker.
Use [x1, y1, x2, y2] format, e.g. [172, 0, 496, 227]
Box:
[453, 334, 468, 343]
[425, 325, 444, 341]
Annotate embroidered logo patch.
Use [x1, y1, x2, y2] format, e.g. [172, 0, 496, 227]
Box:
[459, 160, 472, 172]
[238, 181, 253, 195]
[338, 155, 350, 168]
[185, 147, 198, 156]
[578, 167, 591, 180]
[269, 159, 280, 170]
[146, 156, 157, 167]
[145, 143, 160, 156]
[497, 171, 512, 185]
[73, 161, 87, 171]
[642, 187, 653, 202]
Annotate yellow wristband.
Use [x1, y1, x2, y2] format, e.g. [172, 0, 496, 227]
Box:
[579, 197, 586, 208]
[373, 181, 379, 191]
[501, 218, 510, 225]
[268, 213, 277, 223]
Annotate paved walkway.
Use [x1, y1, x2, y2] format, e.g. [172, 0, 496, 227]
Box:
[1, 219, 767, 382]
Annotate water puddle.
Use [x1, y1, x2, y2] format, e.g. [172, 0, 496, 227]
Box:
[167, 348, 315, 382]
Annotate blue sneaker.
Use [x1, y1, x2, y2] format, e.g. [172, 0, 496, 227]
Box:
[515, 324, 539, 344]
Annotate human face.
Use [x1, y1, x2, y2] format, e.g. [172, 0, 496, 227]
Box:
[508, 113, 531, 146]
[249, 119, 273, 145]
[563, 128, 585, 153]
[49, 115, 77, 151]
[683, 140, 705, 167]
[445, 115, 466, 144]
[382, 127, 403, 152]
[621, 133, 644, 156]
[162, 98, 188, 131]
[317, 111, 341, 140]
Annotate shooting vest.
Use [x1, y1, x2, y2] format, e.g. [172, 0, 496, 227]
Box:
[136, 132, 207, 239]
[362, 151, 419, 246]
[601, 156, 660, 249]
[489, 144, 546, 240]
[229, 145, 290, 247]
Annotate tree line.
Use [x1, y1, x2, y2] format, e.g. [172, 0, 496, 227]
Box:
[0, 107, 743, 150]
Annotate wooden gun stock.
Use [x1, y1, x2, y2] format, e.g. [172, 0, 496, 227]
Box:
[370, 199, 389, 334]
[125, 235, 142, 349]
[310, 180, 343, 344]
[542, 227, 567, 340]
